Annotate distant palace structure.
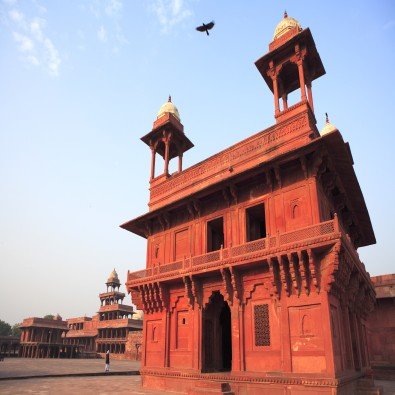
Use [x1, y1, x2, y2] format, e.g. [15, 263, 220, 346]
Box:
[121, 13, 387, 394]
[18, 270, 142, 360]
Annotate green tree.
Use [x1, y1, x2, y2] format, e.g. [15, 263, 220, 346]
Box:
[11, 323, 21, 337]
[0, 319, 11, 336]
[43, 314, 54, 320]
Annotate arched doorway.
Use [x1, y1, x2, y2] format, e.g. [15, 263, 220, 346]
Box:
[202, 291, 232, 372]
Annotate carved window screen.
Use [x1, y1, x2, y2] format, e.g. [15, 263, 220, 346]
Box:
[254, 304, 270, 346]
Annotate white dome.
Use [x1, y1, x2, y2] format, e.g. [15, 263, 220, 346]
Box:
[273, 12, 302, 40]
[157, 96, 180, 121]
[320, 114, 338, 136]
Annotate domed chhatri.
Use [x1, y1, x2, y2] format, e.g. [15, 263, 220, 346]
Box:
[107, 268, 120, 285]
[320, 113, 338, 136]
[157, 95, 180, 122]
[273, 11, 302, 40]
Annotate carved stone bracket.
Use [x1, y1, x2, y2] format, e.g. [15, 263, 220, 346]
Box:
[220, 268, 233, 306]
[297, 250, 309, 295]
[187, 202, 195, 220]
[229, 266, 242, 305]
[305, 249, 319, 293]
[134, 282, 169, 314]
[268, 258, 280, 298]
[265, 169, 273, 192]
[193, 199, 201, 218]
[300, 156, 308, 179]
[274, 166, 282, 189]
[276, 255, 289, 296]
[183, 276, 195, 309]
[229, 184, 238, 205]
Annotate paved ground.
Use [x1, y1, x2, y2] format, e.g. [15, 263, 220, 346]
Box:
[0, 358, 394, 394]
[0, 376, 182, 394]
[0, 358, 140, 378]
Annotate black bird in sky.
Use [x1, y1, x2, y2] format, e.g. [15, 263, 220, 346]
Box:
[196, 21, 215, 36]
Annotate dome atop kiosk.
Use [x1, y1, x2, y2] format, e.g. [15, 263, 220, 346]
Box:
[107, 268, 120, 285]
[273, 11, 302, 40]
[157, 95, 180, 121]
[320, 113, 338, 136]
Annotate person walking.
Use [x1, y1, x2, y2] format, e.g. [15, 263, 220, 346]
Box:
[105, 350, 110, 372]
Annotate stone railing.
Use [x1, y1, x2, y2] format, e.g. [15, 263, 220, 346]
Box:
[127, 218, 338, 283]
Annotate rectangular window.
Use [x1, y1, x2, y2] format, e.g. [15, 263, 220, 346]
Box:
[207, 217, 224, 252]
[254, 304, 270, 346]
[246, 204, 266, 242]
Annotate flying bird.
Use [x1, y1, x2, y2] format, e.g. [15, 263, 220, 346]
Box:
[196, 21, 215, 36]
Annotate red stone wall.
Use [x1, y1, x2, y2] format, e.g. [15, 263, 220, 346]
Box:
[146, 170, 320, 272]
[125, 330, 143, 360]
[367, 274, 395, 370]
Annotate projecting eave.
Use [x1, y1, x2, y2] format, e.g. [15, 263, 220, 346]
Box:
[321, 130, 376, 247]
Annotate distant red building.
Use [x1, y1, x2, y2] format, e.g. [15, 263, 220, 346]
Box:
[19, 315, 72, 358]
[123, 13, 380, 394]
[96, 269, 143, 360]
[19, 270, 142, 360]
[63, 316, 98, 358]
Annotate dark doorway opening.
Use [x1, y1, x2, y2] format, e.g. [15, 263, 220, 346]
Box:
[202, 291, 232, 372]
[246, 204, 266, 242]
[207, 217, 224, 252]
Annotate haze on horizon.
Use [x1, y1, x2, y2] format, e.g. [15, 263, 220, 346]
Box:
[1, 0, 394, 326]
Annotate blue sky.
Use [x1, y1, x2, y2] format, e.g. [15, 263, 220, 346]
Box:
[1, 1, 394, 325]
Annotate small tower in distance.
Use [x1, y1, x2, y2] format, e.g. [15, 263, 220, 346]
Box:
[140, 96, 194, 184]
[255, 11, 325, 123]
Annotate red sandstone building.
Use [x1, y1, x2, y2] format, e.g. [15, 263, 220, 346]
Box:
[96, 269, 143, 359]
[122, 13, 380, 394]
[19, 270, 142, 360]
[19, 315, 73, 358]
[367, 274, 395, 380]
[63, 316, 98, 358]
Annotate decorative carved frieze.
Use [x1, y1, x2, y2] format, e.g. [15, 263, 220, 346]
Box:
[149, 113, 309, 207]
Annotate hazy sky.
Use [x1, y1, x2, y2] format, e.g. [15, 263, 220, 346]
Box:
[1, 1, 394, 325]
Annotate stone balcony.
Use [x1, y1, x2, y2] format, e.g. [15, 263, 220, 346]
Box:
[127, 218, 344, 287]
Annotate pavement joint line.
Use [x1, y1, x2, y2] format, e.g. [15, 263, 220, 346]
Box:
[0, 370, 140, 381]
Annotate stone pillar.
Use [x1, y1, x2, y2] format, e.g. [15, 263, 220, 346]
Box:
[164, 133, 170, 175]
[297, 59, 307, 101]
[281, 94, 288, 111]
[164, 310, 170, 367]
[230, 303, 242, 372]
[178, 153, 183, 173]
[306, 81, 314, 112]
[272, 74, 280, 116]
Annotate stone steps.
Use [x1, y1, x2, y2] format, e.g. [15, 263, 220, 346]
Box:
[188, 381, 234, 395]
[357, 378, 383, 395]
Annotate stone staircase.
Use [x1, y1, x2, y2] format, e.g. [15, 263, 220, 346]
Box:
[357, 378, 383, 395]
[188, 381, 234, 395]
